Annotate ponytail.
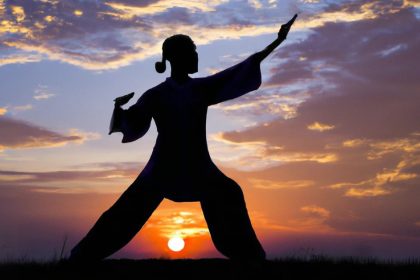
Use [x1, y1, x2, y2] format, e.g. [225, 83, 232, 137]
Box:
[155, 57, 166, 73]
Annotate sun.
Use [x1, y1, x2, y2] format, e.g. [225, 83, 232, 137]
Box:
[168, 236, 185, 252]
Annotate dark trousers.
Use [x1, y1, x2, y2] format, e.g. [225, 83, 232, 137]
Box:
[70, 173, 265, 261]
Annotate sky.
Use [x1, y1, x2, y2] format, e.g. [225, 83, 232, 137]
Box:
[0, 0, 420, 261]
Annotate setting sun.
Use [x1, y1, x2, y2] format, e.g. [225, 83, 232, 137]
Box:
[168, 237, 185, 252]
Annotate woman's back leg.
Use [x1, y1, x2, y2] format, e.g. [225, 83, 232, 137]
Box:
[69, 175, 163, 261]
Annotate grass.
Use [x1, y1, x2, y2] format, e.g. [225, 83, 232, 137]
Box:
[1, 256, 420, 279]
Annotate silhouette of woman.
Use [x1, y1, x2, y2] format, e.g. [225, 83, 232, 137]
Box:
[70, 14, 297, 262]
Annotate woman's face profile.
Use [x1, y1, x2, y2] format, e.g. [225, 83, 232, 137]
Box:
[179, 43, 198, 74]
[170, 41, 198, 74]
[187, 46, 198, 74]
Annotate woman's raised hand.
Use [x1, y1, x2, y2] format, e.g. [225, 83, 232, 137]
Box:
[278, 14, 298, 41]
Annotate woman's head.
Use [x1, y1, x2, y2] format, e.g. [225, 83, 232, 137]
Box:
[155, 34, 198, 74]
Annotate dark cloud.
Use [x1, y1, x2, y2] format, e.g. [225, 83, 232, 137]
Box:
[0, 116, 86, 150]
[267, 59, 315, 86]
[225, 8, 420, 145]
[2, 0, 153, 69]
[215, 8, 420, 238]
[213, 3, 420, 121]
[0, 161, 144, 184]
[6, 0, 134, 38]
[152, 7, 194, 24]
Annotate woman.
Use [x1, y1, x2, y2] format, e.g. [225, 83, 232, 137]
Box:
[70, 14, 297, 262]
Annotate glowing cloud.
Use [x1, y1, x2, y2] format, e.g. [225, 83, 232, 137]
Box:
[147, 209, 209, 239]
[250, 178, 314, 189]
[0, 162, 147, 195]
[300, 205, 330, 219]
[212, 130, 338, 171]
[43, 15, 55, 22]
[331, 158, 418, 198]
[0, 174, 35, 181]
[342, 139, 367, 148]
[10, 5, 25, 22]
[0, 54, 42, 67]
[287, 205, 333, 232]
[367, 138, 420, 160]
[105, 0, 227, 18]
[1, 0, 418, 70]
[73, 9, 83, 16]
[212, 91, 304, 120]
[266, 152, 338, 163]
[345, 187, 391, 198]
[307, 121, 335, 132]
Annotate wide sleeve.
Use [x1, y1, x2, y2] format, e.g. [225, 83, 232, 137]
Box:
[199, 53, 262, 106]
[108, 91, 153, 143]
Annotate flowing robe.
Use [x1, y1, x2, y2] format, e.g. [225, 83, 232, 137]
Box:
[109, 54, 262, 202]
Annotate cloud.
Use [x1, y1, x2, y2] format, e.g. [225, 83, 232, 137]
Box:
[146, 208, 209, 239]
[0, 161, 145, 194]
[250, 178, 314, 189]
[0, 167, 131, 185]
[211, 89, 310, 120]
[11, 104, 32, 111]
[300, 0, 320, 3]
[215, 7, 420, 201]
[10, 4, 25, 22]
[286, 205, 333, 232]
[210, 2, 420, 127]
[307, 121, 335, 132]
[0, 107, 7, 115]
[0, 53, 42, 67]
[1, 0, 418, 70]
[0, 116, 99, 151]
[104, 0, 226, 17]
[33, 85, 55, 100]
[1, 0, 420, 255]
[210, 131, 338, 171]
[331, 156, 419, 198]
[301, 205, 330, 219]
[342, 139, 367, 148]
[345, 186, 391, 198]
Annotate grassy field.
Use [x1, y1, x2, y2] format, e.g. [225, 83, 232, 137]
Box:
[1, 257, 420, 279]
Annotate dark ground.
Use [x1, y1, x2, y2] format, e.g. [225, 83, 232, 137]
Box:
[1, 257, 420, 280]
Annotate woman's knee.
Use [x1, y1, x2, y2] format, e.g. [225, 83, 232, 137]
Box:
[211, 177, 244, 201]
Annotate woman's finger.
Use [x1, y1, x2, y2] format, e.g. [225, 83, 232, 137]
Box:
[285, 14, 297, 27]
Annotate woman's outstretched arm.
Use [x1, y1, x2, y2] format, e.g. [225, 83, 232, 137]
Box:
[255, 14, 298, 63]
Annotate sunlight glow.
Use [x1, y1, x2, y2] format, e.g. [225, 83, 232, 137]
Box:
[74, 10, 83, 16]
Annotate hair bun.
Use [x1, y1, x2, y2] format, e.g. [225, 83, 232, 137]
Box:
[155, 60, 166, 73]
